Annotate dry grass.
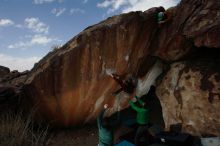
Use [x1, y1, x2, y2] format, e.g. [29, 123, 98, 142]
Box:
[50, 44, 62, 51]
[0, 111, 50, 146]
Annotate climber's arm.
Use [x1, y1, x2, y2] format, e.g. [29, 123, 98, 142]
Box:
[135, 96, 145, 106]
[97, 108, 107, 128]
[110, 73, 124, 87]
[113, 88, 123, 95]
[129, 99, 142, 112]
[97, 104, 109, 127]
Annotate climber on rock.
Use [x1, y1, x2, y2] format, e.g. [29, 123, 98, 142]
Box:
[97, 104, 120, 146]
[109, 73, 136, 95]
[128, 95, 150, 146]
[157, 9, 172, 24]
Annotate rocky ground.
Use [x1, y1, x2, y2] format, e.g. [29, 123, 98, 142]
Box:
[48, 125, 98, 146]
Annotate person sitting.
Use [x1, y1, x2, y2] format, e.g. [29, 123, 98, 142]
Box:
[97, 104, 120, 146]
[128, 96, 150, 146]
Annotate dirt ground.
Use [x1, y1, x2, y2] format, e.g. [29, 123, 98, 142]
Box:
[48, 124, 135, 146]
[49, 125, 99, 146]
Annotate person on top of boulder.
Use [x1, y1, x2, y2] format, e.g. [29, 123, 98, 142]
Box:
[157, 9, 173, 24]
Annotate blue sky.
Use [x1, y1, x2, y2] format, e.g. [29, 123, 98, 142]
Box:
[0, 0, 180, 71]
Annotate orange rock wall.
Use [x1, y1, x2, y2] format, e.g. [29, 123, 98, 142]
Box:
[23, 0, 220, 129]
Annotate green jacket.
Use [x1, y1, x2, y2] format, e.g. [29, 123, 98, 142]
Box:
[129, 96, 149, 125]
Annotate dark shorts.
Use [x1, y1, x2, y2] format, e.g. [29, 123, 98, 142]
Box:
[135, 125, 150, 146]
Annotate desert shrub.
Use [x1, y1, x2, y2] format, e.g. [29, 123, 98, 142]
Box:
[0, 111, 50, 146]
[50, 44, 62, 52]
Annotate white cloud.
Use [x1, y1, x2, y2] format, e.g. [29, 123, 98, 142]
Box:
[97, 0, 180, 14]
[58, 0, 64, 3]
[97, 0, 128, 14]
[97, 0, 114, 8]
[113, 0, 128, 10]
[82, 0, 88, 4]
[0, 19, 14, 27]
[34, 0, 64, 4]
[8, 42, 28, 49]
[70, 8, 85, 14]
[97, 0, 127, 12]
[34, 0, 55, 4]
[122, 0, 180, 13]
[51, 8, 66, 17]
[30, 35, 53, 44]
[8, 35, 55, 49]
[15, 24, 23, 28]
[24, 17, 49, 34]
[0, 53, 41, 71]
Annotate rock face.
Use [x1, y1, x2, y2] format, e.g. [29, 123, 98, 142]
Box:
[23, 7, 165, 126]
[0, 68, 28, 114]
[15, 0, 219, 136]
[156, 50, 220, 136]
[0, 66, 10, 78]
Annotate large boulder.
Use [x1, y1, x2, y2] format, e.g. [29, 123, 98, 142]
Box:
[0, 86, 20, 113]
[0, 66, 10, 79]
[156, 50, 220, 136]
[23, 8, 165, 126]
[21, 0, 220, 127]
[0, 65, 29, 115]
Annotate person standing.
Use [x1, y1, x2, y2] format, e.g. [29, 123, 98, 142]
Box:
[129, 96, 150, 146]
[97, 104, 119, 146]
